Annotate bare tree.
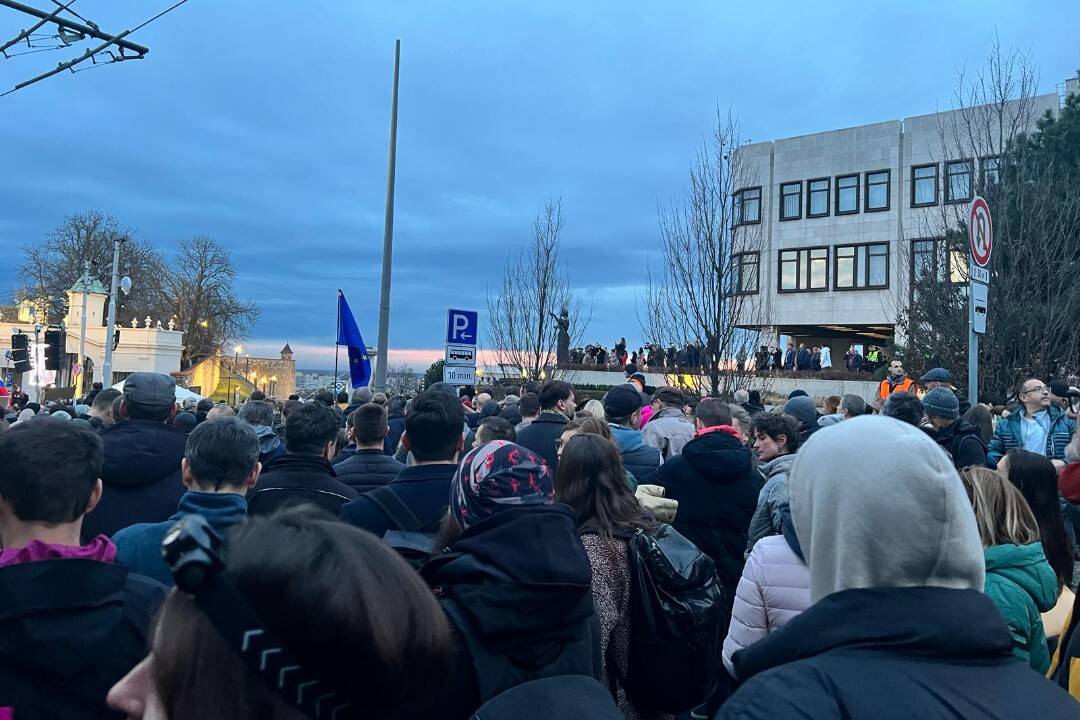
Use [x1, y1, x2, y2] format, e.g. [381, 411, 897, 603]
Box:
[487, 197, 587, 380]
[161, 235, 261, 368]
[385, 363, 420, 398]
[17, 210, 167, 325]
[642, 111, 767, 397]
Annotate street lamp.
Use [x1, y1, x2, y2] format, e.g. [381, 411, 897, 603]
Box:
[100, 236, 130, 387]
[227, 344, 242, 405]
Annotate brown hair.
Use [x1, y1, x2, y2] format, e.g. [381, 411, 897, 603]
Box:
[348, 403, 389, 445]
[824, 395, 842, 415]
[960, 467, 1040, 548]
[555, 433, 656, 538]
[152, 508, 453, 719]
[562, 416, 613, 442]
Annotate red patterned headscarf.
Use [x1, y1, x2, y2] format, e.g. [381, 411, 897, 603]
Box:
[450, 440, 553, 529]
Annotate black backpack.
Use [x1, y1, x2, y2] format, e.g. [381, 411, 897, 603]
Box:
[365, 486, 439, 569]
[619, 525, 728, 713]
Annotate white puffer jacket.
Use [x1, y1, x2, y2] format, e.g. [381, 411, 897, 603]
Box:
[722, 534, 811, 676]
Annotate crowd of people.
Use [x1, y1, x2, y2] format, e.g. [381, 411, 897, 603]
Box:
[4, 365, 1080, 719]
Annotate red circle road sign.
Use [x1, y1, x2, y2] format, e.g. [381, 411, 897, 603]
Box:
[969, 196, 993, 267]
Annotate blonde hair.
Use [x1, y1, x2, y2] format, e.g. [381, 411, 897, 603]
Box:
[582, 399, 606, 421]
[960, 467, 1040, 547]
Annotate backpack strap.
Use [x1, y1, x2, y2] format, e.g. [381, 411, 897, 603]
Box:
[366, 486, 425, 533]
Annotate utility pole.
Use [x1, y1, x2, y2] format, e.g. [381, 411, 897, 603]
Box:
[100, 237, 122, 386]
[76, 257, 89, 396]
[374, 39, 400, 393]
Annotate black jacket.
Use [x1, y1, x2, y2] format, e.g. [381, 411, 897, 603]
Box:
[248, 453, 358, 516]
[419, 505, 600, 720]
[933, 418, 988, 469]
[0, 558, 166, 718]
[722, 586, 1080, 719]
[384, 414, 406, 455]
[333, 448, 405, 493]
[515, 412, 569, 471]
[340, 463, 458, 537]
[651, 429, 762, 594]
[82, 419, 188, 540]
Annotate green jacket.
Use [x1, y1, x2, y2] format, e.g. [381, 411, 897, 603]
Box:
[983, 542, 1059, 672]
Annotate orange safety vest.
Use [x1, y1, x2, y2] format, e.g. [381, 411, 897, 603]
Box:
[878, 376, 918, 400]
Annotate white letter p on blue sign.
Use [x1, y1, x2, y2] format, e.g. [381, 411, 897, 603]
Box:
[446, 309, 478, 345]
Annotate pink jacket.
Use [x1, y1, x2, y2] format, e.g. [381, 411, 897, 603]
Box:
[722, 534, 811, 676]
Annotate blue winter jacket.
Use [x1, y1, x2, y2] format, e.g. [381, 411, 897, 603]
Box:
[988, 405, 1075, 467]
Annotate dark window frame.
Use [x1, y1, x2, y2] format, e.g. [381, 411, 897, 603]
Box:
[833, 241, 890, 291]
[732, 251, 760, 295]
[944, 158, 974, 204]
[806, 177, 831, 218]
[734, 186, 762, 226]
[779, 181, 802, 221]
[909, 236, 967, 302]
[834, 173, 860, 215]
[979, 155, 1001, 190]
[864, 169, 891, 212]
[910, 163, 939, 208]
[778, 245, 831, 294]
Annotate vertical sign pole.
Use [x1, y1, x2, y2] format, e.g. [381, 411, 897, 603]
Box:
[968, 261, 978, 405]
[374, 39, 401, 393]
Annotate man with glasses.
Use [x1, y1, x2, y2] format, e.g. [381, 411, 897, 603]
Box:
[988, 378, 1076, 467]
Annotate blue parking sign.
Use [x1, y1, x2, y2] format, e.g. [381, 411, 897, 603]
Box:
[446, 309, 478, 345]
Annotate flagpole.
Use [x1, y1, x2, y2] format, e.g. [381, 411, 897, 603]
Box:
[334, 290, 341, 395]
[374, 38, 400, 393]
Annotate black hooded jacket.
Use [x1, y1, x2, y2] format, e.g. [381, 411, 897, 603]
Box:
[651, 429, 762, 594]
[932, 418, 988, 469]
[82, 419, 188, 540]
[419, 504, 600, 720]
[721, 587, 1080, 719]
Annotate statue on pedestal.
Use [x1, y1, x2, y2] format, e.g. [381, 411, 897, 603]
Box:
[167, 318, 176, 331]
[144, 315, 152, 328]
[550, 307, 571, 367]
[130, 317, 139, 328]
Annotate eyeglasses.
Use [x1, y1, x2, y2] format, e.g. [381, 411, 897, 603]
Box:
[1021, 385, 1049, 395]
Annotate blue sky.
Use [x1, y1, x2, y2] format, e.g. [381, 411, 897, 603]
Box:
[2, 1, 1077, 369]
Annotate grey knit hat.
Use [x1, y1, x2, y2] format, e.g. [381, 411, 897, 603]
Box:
[923, 387, 959, 420]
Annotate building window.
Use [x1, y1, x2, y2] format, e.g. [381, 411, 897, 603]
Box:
[835, 173, 859, 215]
[865, 169, 890, 211]
[734, 187, 761, 225]
[911, 238, 967, 286]
[911, 163, 938, 207]
[732, 252, 759, 294]
[980, 155, 1001, 189]
[945, 159, 974, 203]
[780, 182, 802, 220]
[779, 247, 829, 292]
[834, 242, 889, 289]
[807, 178, 830, 217]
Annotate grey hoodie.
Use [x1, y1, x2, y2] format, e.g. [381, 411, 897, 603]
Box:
[789, 415, 984, 604]
[745, 453, 796, 555]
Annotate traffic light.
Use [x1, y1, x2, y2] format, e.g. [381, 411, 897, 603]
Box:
[11, 333, 30, 374]
[44, 328, 65, 371]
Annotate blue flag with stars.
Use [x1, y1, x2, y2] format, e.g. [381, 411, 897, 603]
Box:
[336, 290, 371, 389]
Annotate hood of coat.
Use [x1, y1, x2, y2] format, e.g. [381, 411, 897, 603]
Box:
[100, 419, 187, 486]
[423, 504, 594, 638]
[934, 418, 981, 445]
[789, 415, 985, 604]
[680, 429, 752, 482]
[609, 424, 647, 452]
[759, 453, 795, 479]
[260, 453, 337, 477]
[251, 424, 283, 454]
[984, 542, 1059, 612]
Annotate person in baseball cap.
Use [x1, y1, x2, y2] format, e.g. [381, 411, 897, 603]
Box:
[923, 386, 987, 469]
[919, 368, 971, 415]
[603, 384, 661, 484]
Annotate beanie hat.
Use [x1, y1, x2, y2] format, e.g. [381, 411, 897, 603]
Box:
[783, 396, 819, 429]
[451, 441, 553, 530]
[923, 387, 959, 420]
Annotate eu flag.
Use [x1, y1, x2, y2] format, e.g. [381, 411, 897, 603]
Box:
[337, 290, 371, 389]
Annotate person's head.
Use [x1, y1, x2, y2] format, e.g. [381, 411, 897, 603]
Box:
[748, 389, 762, 405]
[371, 392, 387, 407]
[283, 402, 341, 459]
[752, 412, 800, 461]
[919, 367, 952, 390]
[603, 384, 644, 427]
[651, 387, 685, 414]
[579, 398, 605, 420]
[238, 400, 275, 428]
[474, 417, 515, 448]
[733, 388, 750, 405]
[183, 417, 261, 493]
[121, 372, 178, 423]
[1017, 377, 1052, 415]
[783, 396, 818, 431]
[473, 392, 492, 411]
[882, 391, 924, 427]
[108, 507, 454, 720]
[172, 412, 197, 434]
[206, 404, 235, 421]
[824, 395, 841, 416]
[963, 403, 995, 445]
[1002, 449, 1075, 589]
[196, 398, 214, 415]
[694, 397, 732, 431]
[538, 380, 576, 416]
[729, 405, 752, 440]
[888, 359, 904, 377]
[556, 433, 654, 538]
[0, 419, 103, 545]
[336, 390, 349, 405]
[90, 387, 122, 425]
[281, 398, 302, 419]
[313, 389, 336, 407]
[288, 394, 299, 401]
[91, 382, 103, 391]
[558, 416, 614, 459]
[347, 403, 389, 449]
[351, 387, 373, 406]
[449, 441, 553, 531]
[798, 343, 805, 350]
[922, 387, 960, 429]
[518, 392, 541, 421]
[789, 416, 985, 604]
[402, 391, 465, 463]
[248, 390, 266, 402]
[838, 394, 866, 419]
[387, 396, 407, 417]
[624, 363, 638, 378]
[960, 466, 1040, 548]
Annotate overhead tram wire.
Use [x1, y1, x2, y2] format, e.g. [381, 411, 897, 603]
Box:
[0, 0, 78, 57]
[0, 0, 192, 98]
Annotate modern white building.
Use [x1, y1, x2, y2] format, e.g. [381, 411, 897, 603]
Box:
[732, 74, 1078, 356]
